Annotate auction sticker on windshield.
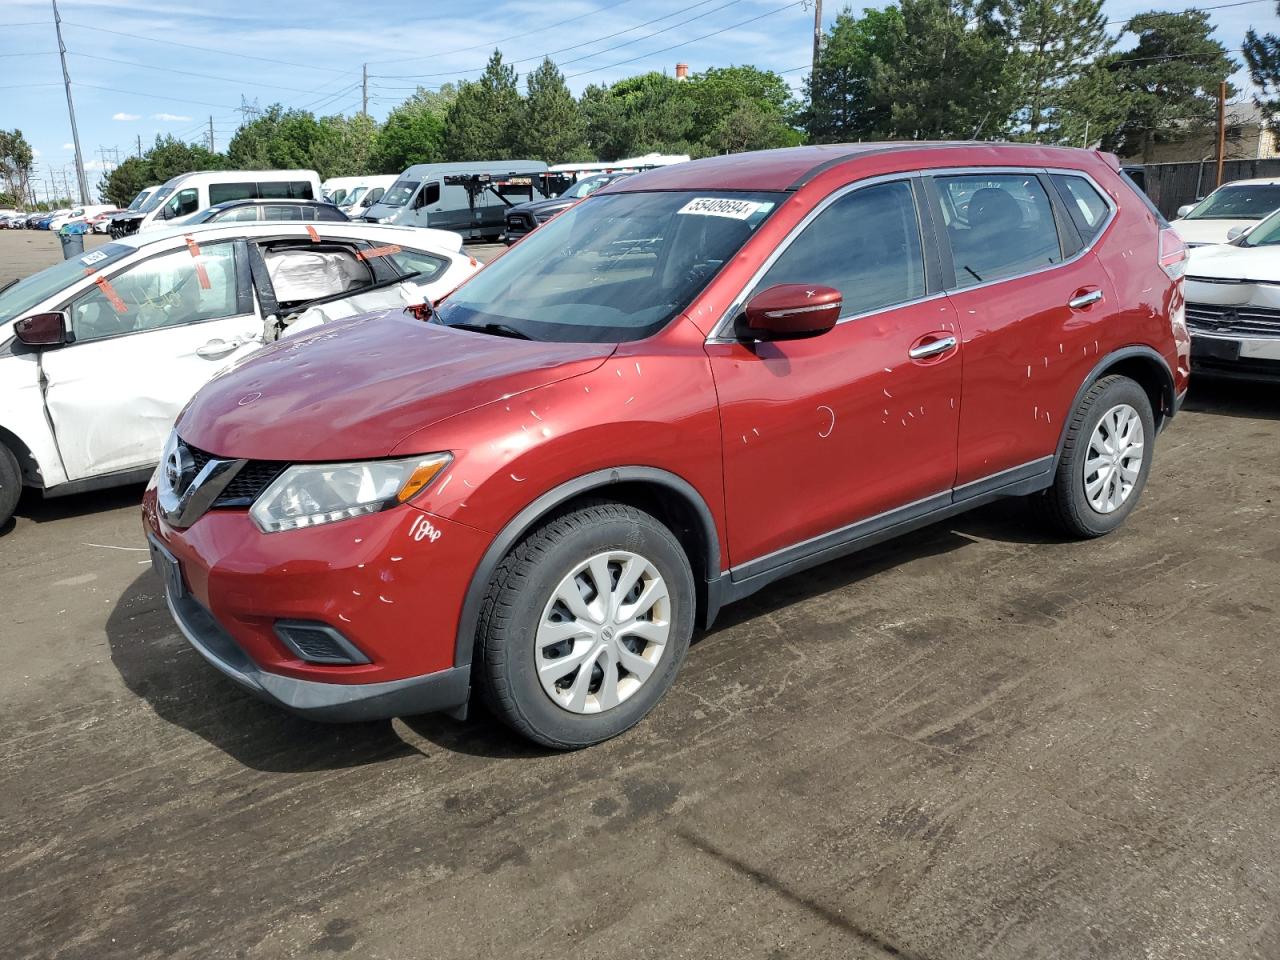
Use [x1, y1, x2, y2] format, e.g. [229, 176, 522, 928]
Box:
[677, 197, 772, 220]
[81, 250, 108, 266]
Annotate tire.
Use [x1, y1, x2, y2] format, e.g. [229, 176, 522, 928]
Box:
[476, 500, 696, 749]
[1033, 374, 1155, 538]
[0, 443, 22, 529]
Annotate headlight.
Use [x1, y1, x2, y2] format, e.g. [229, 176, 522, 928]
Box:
[249, 453, 451, 533]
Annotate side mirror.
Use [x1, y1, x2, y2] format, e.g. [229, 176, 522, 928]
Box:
[1226, 226, 1248, 241]
[1175, 203, 1195, 219]
[736, 284, 841, 342]
[14, 312, 68, 348]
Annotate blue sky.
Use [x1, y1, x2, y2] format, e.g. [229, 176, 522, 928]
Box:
[1, 0, 1271, 202]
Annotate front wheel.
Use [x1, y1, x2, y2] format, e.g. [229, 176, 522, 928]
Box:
[1032, 374, 1155, 538]
[0, 443, 22, 530]
[476, 500, 695, 749]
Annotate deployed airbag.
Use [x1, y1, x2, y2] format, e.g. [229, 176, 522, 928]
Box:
[264, 248, 367, 302]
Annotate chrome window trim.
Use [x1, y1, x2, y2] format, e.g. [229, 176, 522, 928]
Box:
[706, 165, 1117, 344]
[706, 173, 932, 342]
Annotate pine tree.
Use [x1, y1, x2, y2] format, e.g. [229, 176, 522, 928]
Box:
[1002, 0, 1112, 140]
[1243, 1, 1280, 126]
[519, 59, 588, 163]
[804, 8, 907, 143]
[442, 51, 522, 161]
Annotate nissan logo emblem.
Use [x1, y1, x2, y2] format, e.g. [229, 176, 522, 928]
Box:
[164, 444, 196, 496]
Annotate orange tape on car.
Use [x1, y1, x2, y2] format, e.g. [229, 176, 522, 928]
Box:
[95, 276, 128, 314]
[184, 234, 211, 290]
[306, 225, 320, 242]
[357, 244, 402, 260]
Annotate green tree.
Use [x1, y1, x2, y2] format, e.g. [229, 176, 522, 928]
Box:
[100, 136, 224, 207]
[805, 7, 907, 142]
[684, 65, 801, 155]
[313, 113, 380, 176]
[580, 72, 696, 159]
[102, 155, 154, 207]
[227, 105, 331, 172]
[0, 129, 34, 207]
[1100, 11, 1238, 161]
[442, 51, 522, 160]
[869, 0, 1013, 139]
[370, 85, 455, 173]
[1001, 0, 1111, 140]
[519, 58, 589, 162]
[1243, 1, 1280, 126]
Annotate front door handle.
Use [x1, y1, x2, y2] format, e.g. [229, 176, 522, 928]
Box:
[1068, 288, 1104, 310]
[908, 334, 958, 360]
[196, 338, 241, 360]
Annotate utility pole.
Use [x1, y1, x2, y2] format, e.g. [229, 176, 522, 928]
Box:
[208, 115, 215, 152]
[51, 0, 89, 204]
[136, 134, 143, 158]
[810, 0, 823, 75]
[1214, 80, 1227, 188]
[362, 63, 369, 116]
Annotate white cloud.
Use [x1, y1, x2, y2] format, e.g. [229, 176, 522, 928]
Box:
[62, 142, 74, 150]
[112, 112, 141, 121]
[152, 112, 192, 122]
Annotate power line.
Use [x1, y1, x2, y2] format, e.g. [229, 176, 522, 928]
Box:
[75, 82, 241, 111]
[68, 50, 328, 94]
[366, 0, 638, 65]
[373, 0, 742, 80]
[564, 0, 806, 79]
[59, 20, 351, 75]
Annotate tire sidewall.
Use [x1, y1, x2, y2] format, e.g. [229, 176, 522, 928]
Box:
[1067, 379, 1155, 535]
[0, 444, 21, 528]
[494, 512, 695, 747]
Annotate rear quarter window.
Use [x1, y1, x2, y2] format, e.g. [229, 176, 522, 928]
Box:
[1051, 174, 1112, 241]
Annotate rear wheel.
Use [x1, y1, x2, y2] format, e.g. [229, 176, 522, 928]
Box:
[0, 444, 22, 529]
[1033, 374, 1155, 538]
[476, 500, 695, 749]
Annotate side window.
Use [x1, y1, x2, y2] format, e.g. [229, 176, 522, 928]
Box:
[262, 245, 374, 306]
[935, 173, 1062, 288]
[1051, 174, 1111, 242]
[67, 242, 240, 342]
[386, 248, 448, 284]
[419, 182, 441, 208]
[215, 206, 259, 223]
[756, 180, 925, 318]
[263, 205, 298, 221]
[165, 188, 199, 218]
[259, 181, 291, 199]
[365, 187, 385, 206]
[209, 182, 255, 204]
[318, 205, 346, 221]
[291, 181, 314, 200]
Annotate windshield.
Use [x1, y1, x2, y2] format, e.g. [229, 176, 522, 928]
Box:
[341, 186, 367, 207]
[127, 189, 152, 211]
[139, 186, 172, 214]
[379, 180, 420, 207]
[1241, 209, 1280, 247]
[564, 175, 612, 200]
[1186, 184, 1280, 221]
[0, 243, 134, 325]
[434, 190, 781, 343]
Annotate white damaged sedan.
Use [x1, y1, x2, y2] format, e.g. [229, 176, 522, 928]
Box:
[1184, 208, 1280, 381]
[0, 221, 480, 528]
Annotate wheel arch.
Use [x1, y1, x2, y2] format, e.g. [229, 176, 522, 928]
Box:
[452, 466, 723, 670]
[1054, 346, 1174, 466]
[0, 423, 43, 488]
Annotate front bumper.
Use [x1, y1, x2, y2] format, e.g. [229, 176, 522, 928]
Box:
[142, 484, 491, 721]
[152, 536, 469, 721]
[1190, 332, 1280, 381]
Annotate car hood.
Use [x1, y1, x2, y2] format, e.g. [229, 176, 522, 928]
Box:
[1170, 218, 1255, 246]
[509, 197, 576, 217]
[1186, 243, 1280, 283]
[176, 311, 616, 461]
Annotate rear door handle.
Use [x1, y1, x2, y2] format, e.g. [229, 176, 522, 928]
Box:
[1068, 289, 1104, 310]
[196, 338, 241, 360]
[908, 335, 958, 360]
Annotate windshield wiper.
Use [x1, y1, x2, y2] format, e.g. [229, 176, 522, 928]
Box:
[445, 320, 534, 340]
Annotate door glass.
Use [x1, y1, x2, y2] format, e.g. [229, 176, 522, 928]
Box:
[386, 248, 448, 283]
[421, 182, 440, 207]
[209, 182, 255, 204]
[264, 205, 299, 221]
[1051, 174, 1110, 241]
[214, 206, 259, 223]
[259, 181, 292, 199]
[935, 173, 1063, 287]
[67, 242, 240, 342]
[757, 180, 925, 318]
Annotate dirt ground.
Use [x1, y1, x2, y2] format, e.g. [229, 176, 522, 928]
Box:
[2, 229, 1279, 959]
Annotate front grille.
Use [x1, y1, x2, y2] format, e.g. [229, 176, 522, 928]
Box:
[1186, 302, 1280, 337]
[183, 441, 287, 508]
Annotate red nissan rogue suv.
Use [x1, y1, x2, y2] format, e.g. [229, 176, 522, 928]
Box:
[143, 143, 1190, 748]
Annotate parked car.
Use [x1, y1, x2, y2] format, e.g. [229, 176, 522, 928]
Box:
[504, 172, 634, 243]
[47, 205, 116, 232]
[105, 185, 161, 235]
[1184, 206, 1280, 379]
[180, 199, 350, 226]
[1171, 177, 1280, 246]
[89, 209, 124, 234]
[360, 160, 550, 239]
[35, 211, 67, 230]
[0, 222, 479, 528]
[141, 143, 1190, 748]
[24, 212, 48, 229]
[111, 170, 322, 237]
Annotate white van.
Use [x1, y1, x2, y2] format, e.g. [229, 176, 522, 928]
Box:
[322, 176, 365, 206]
[360, 161, 549, 239]
[339, 175, 397, 218]
[113, 169, 322, 236]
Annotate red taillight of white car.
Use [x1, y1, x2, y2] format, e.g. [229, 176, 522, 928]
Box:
[1159, 227, 1188, 280]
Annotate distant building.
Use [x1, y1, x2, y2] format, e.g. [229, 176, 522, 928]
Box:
[1122, 102, 1278, 163]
